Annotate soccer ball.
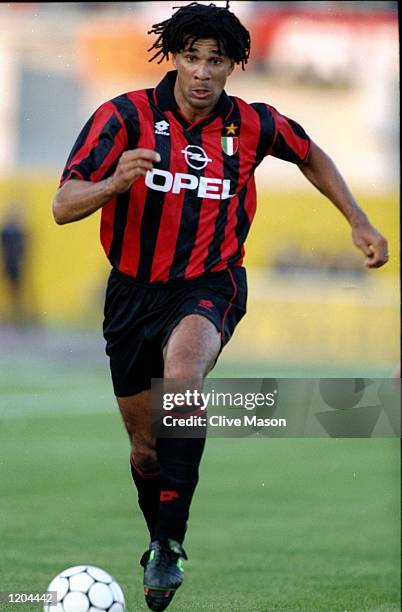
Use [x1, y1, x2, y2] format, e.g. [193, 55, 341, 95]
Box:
[44, 565, 125, 611]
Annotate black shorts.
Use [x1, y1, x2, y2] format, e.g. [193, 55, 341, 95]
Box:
[103, 267, 247, 397]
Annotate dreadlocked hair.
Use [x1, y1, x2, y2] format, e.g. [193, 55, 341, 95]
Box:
[147, 1, 251, 70]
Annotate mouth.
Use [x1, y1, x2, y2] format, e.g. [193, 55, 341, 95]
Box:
[190, 88, 212, 100]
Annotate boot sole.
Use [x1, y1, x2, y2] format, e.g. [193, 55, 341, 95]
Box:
[144, 586, 178, 611]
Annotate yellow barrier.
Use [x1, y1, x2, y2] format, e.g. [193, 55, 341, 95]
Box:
[0, 175, 399, 367]
[0, 174, 109, 324]
[246, 189, 399, 274]
[229, 270, 399, 368]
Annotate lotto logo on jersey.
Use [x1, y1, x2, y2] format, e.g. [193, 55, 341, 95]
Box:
[154, 120, 170, 135]
[145, 169, 233, 200]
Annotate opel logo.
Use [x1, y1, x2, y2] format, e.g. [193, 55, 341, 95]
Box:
[181, 145, 212, 170]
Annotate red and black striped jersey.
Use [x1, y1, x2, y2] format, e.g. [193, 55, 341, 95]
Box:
[60, 70, 310, 282]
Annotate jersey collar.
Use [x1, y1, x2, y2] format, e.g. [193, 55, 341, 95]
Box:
[153, 70, 233, 124]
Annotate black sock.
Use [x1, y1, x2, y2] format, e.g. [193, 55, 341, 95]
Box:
[130, 452, 161, 540]
[154, 435, 206, 544]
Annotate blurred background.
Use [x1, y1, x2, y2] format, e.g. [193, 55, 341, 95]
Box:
[0, 0, 399, 375]
[0, 4, 399, 610]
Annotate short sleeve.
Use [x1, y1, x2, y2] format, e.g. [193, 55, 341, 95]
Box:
[59, 97, 138, 187]
[251, 103, 310, 166]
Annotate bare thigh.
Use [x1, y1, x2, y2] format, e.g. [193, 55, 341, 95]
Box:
[117, 314, 220, 464]
[163, 314, 221, 380]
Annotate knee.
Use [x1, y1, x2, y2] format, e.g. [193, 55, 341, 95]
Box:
[164, 360, 205, 380]
[131, 446, 159, 473]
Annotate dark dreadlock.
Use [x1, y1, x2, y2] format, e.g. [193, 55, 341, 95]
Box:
[147, 1, 251, 70]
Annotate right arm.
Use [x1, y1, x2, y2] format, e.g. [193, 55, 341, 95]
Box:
[53, 148, 160, 225]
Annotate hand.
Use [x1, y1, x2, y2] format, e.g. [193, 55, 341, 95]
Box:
[351, 221, 389, 268]
[109, 148, 160, 194]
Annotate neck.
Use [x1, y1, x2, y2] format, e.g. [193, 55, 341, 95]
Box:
[173, 81, 213, 124]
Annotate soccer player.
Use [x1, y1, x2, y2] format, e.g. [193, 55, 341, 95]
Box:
[52, 2, 389, 610]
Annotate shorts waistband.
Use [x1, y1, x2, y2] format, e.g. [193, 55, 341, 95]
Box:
[110, 267, 243, 289]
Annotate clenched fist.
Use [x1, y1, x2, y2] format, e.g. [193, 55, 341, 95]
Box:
[52, 148, 161, 224]
[109, 149, 161, 195]
[351, 221, 389, 269]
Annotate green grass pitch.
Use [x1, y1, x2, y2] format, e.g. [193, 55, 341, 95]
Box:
[0, 334, 400, 611]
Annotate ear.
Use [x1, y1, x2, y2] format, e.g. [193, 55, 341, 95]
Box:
[227, 60, 235, 77]
[172, 53, 177, 68]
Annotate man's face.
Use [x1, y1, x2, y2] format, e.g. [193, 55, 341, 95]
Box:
[172, 38, 234, 119]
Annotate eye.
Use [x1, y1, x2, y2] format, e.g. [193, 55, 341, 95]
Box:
[212, 58, 223, 65]
[185, 55, 196, 62]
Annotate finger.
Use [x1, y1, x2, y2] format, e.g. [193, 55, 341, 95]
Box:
[366, 259, 385, 268]
[365, 247, 389, 268]
[124, 163, 158, 183]
[366, 238, 389, 267]
[365, 254, 389, 268]
[132, 168, 148, 177]
[357, 240, 373, 258]
[137, 162, 155, 172]
[124, 149, 161, 163]
[133, 165, 154, 176]
[122, 160, 155, 173]
[376, 238, 389, 261]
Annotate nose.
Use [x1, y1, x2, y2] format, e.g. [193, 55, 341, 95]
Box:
[194, 61, 211, 81]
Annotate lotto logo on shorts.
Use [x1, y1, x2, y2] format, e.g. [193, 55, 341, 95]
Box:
[198, 299, 215, 311]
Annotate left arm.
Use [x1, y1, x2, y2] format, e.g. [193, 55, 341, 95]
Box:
[299, 140, 389, 268]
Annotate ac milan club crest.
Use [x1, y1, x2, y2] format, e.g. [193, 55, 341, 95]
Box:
[221, 136, 239, 156]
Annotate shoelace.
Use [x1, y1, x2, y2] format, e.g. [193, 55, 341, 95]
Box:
[140, 542, 187, 568]
[154, 544, 180, 573]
